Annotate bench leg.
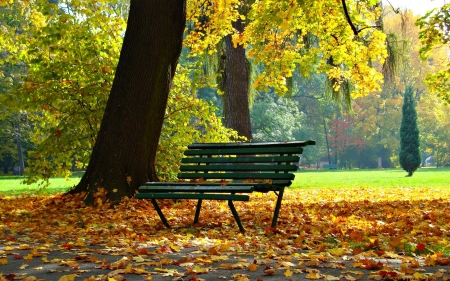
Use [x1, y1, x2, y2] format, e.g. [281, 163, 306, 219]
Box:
[193, 199, 203, 224]
[271, 187, 285, 228]
[151, 199, 170, 228]
[228, 200, 245, 232]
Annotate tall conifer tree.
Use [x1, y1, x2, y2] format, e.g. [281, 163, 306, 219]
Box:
[399, 86, 421, 176]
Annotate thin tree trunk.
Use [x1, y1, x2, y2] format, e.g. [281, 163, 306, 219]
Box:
[224, 20, 252, 141]
[3, 154, 12, 174]
[323, 118, 331, 164]
[15, 122, 25, 175]
[69, 0, 186, 204]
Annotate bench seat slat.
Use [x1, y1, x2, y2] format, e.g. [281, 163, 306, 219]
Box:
[179, 164, 297, 172]
[181, 156, 300, 164]
[140, 181, 290, 192]
[142, 181, 291, 185]
[188, 140, 315, 149]
[184, 147, 303, 156]
[136, 193, 250, 201]
[177, 172, 295, 180]
[138, 185, 254, 193]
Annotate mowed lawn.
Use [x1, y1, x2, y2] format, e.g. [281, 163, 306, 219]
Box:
[0, 168, 449, 195]
[0, 174, 83, 195]
[291, 167, 450, 189]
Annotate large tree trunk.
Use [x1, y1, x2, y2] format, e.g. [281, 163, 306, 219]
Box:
[224, 20, 253, 141]
[69, 0, 186, 204]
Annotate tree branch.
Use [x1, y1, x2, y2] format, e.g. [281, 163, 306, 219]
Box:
[342, 0, 359, 36]
[357, 25, 382, 33]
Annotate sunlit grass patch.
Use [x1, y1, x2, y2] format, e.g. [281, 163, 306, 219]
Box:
[292, 168, 450, 189]
[0, 174, 82, 196]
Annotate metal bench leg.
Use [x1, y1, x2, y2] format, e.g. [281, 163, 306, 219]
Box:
[193, 199, 203, 224]
[272, 187, 285, 228]
[228, 200, 245, 232]
[151, 199, 170, 228]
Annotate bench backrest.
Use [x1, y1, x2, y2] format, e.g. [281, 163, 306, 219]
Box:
[178, 140, 315, 190]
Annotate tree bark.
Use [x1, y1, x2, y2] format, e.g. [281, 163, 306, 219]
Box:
[69, 0, 186, 204]
[224, 20, 253, 141]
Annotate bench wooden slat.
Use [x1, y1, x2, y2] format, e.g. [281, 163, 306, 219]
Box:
[177, 172, 295, 180]
[140, 181, 290, 191]
[181, 155, 300, 164]
[136, 193, 250, 201]
[188, 140, 315, 149]
[184, 146, 303, 156]
[179, 164, 298, 172]
[141, 182, 263, 187]
[138, 185, 254, 193]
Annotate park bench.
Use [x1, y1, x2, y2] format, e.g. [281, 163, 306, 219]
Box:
[323, 164, 338, 169]
[136, 140, 315, 232]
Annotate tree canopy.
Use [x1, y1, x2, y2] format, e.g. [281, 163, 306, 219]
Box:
[417, 4, 450, 103]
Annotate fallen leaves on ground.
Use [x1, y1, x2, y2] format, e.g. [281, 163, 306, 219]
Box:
[1, 186, 450, 280]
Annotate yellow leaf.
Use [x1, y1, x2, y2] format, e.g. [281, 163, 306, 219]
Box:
[285, 268, 293, 277]
[191, 265, 208, 274]
[280, 21, 289, 31]
[125, 263, 132, 273]
[328, 247, 346, 256]
[58, 274, 77, 281]
[0, 258, 8, 265]
[219, 244, 230, 252]
[20, 264, 29, 269]
[97, 198, 102, 206]
[133, 256, 145, 263]
[134, 267, 148, 274]
[5, 246, 14, 251]
[75, 238, 85, 247]
[113, 189, 118, 193]
[19, 244, 30, 250]
[24, 253, 33, 261]
[210, 255, 228, 261]
[306, 272, 322, 279]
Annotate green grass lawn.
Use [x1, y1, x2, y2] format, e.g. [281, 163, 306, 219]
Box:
[292, 167, 450, 189]
[0, 174, 83, 195]
[0, 168, 449, 195]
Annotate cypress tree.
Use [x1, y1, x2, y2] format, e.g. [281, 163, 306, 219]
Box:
[399, 86, 421, 177]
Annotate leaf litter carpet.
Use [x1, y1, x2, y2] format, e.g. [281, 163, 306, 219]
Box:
[1, 187, 450, 280]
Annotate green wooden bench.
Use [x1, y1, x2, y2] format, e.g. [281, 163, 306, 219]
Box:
[323, 164, 338, 169]
[136, 140, 315, 232]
